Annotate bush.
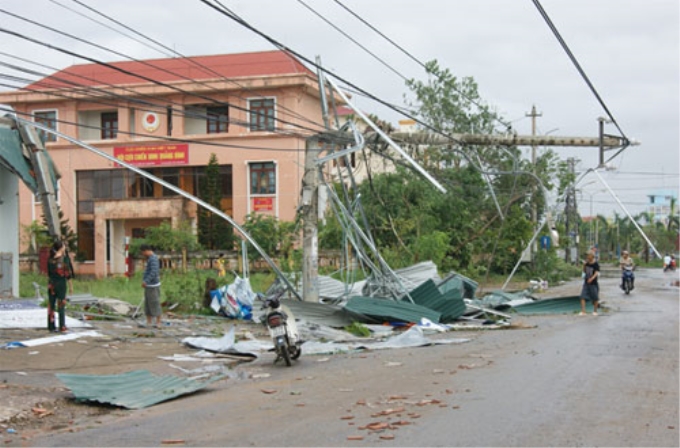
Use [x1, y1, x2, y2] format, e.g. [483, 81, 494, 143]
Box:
[130, 221, 201, 256]
[527, 250, 581, 283]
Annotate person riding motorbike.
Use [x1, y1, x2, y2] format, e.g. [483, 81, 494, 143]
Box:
[663, 253, 672, 271]
[620, 250, 635, 290]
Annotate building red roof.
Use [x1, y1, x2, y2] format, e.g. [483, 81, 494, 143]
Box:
[27, 50, 313, 90]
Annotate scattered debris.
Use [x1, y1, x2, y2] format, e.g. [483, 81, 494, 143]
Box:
[2, 330, 103, 349]
[0, 308, 91, 330]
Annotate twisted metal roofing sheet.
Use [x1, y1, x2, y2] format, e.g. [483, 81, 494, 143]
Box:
[345, 296, 441, 324]
[56, 370, 225, 409]
[512, 296, 589, 314]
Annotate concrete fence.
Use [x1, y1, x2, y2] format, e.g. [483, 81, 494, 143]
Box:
[20, 249, 346, 277]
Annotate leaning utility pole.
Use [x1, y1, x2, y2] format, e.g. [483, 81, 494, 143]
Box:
[301, 135, 323, 303]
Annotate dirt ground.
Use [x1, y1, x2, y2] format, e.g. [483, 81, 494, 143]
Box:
[1, 270, 677, 446]
[0, 314, 267, 439]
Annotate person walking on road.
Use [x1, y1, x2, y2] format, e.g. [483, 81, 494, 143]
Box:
[580, 251, 600, 316]
[140, 244, 162, 328]
[47, 240, 74, 332]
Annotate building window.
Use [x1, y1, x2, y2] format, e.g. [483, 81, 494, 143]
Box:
[161, 168, 180, 197]
[249, 99, 275, 132]
[77, 220, 95, 261]
[207, 106, 229, 134]
[33, 110, 57, 142]
[101, 112, 118, 139]
[250, 162, 275, 195]
[129, 171, 155, 198]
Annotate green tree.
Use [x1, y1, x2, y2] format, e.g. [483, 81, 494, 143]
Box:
[41, 205, 77, 252]
[131, 221, 200, 255]
[241, 214, 298, 267]
[197, 153, 234, 250]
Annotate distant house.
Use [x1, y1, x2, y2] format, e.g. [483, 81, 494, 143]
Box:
[647, 189, 678, 223]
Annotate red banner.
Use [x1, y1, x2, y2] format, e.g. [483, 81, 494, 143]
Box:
[114, 144, 188, 166]
[253, 197, 273, 211]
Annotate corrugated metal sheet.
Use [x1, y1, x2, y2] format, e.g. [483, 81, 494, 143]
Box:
[512, 296, 590, 315]
[394, 261, 441, 288]
[344, 296, 441, 324]
[438, 272, 478, 299]
[282, 300, 366, 328]
[405, 280, 467, 323]
[56, 370, 225, 409]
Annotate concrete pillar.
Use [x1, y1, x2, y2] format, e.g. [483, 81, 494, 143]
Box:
[94, 214, 107, 278]
[110, 220, 126, 275]
[0, 166, 20, 298]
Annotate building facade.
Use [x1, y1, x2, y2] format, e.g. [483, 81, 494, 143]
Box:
[647, 189, 678, 222]
[0, 50, 330, 277]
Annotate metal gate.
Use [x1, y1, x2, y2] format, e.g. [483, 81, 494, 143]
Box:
[0, 253, 13, 298]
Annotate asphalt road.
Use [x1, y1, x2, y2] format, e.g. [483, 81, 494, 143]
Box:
[26, 268, 680, 447]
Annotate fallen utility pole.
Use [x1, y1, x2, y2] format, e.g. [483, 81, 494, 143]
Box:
[389, 132, 634, 148]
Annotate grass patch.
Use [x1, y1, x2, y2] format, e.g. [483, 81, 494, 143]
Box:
[20, 269, 279, 314]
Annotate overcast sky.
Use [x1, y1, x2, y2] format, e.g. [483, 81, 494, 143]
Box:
[0, 0, 677, 218]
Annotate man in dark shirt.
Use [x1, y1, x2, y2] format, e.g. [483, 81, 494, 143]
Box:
[580, 251, 600, 316]
[140, 244, 162, 328]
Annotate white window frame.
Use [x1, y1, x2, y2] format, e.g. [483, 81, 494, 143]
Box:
[32, 109, 58, 143]
[246, 160, 278, 218]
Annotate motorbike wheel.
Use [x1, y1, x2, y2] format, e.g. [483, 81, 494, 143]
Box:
[624, 280, 631, 295]
[290, 344, 302, 360]
[276, 339, 292, 367]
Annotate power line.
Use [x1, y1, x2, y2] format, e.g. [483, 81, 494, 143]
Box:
[0, 105, 309, 153]
[531, 0, 629, 147]
[0, 9, 324, 135]
[58, 0, 324, 130]
[0, 56, 312, 138]
[331, 0, 514, 133]
[198, 0, 552, 224]
[296, 0, 408, 81]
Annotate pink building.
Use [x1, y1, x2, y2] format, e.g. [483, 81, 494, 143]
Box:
[0, 50, 330, 277]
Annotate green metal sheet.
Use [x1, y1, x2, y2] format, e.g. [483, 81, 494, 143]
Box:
[438, 272, 478, 299]
[403, 280, 466, 323]
[56, 370, 225, 409]
[512, 296, 593, 315]
[345, 296, 441, 324]
[0, 123, 37, 192]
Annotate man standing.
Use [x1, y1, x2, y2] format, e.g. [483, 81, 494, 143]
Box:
[47, 240, 74, 332]
[580, 251, 600, 316]
[140, 244, 162, 328]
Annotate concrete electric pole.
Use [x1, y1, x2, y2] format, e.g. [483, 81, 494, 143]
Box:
[526, 105, 542, 260]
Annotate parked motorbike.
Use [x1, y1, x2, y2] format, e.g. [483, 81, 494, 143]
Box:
[259, 292, 301, 366]
[621, 268, 635, 295]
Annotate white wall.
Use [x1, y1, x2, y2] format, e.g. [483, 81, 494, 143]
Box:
[0, 165, 20, 298]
